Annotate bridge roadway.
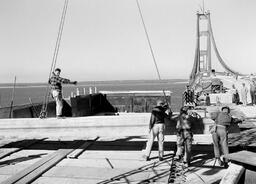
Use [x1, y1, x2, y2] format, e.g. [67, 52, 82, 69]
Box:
[0, 136, 227, 183]
[0, 112, 255, 183]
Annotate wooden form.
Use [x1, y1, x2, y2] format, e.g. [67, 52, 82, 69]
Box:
[221, 151, 256, 184]
[67, 137, 99, 159]
[220, 163, 245, 184]
[1, 140, 86, 184]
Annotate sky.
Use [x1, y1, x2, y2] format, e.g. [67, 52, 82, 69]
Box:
[0, 0, 256, 83]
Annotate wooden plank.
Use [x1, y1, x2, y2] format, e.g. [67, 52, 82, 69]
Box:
[0, 151, 58, 184]
[0, 138, 47, 160]
[16, 149, 77, 184]
[67, 137, 99, 159]
[224, 151, 256, 168]
[219, 163, 245, 184]
[1, 140, 84, 184]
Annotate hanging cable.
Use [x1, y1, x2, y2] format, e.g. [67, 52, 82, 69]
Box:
[136, 0, 161, 80]
[135, 0, 171, 108]
[40, 0, 69, 118]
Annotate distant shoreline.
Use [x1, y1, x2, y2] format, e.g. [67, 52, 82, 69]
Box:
[0, 79, 188, 88]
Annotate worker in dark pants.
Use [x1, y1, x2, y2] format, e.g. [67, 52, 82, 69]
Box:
[143, 100, 171, 161]
[174, 107, 193, 167]
[48, 68, 77, 118]
[211, 106, 232, 168]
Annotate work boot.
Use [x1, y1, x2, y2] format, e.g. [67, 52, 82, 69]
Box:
[223, 162, 229, 168]
[57, 115, 65, 119]
[142, 155, 150, 161]
[213, 158, 223, 167]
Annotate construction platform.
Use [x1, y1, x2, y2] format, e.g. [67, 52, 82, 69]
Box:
[0, 113, 255, 183]
[0, 136, 228, 184]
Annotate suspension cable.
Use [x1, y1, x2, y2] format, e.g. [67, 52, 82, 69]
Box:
[136, 0, 161, 80]
[40, 0, 69, 118]
[135, 0, 170, 107]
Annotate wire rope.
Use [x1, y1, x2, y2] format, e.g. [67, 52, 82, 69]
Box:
[135, 0, 170, 107]
[40, 0, 69, 118]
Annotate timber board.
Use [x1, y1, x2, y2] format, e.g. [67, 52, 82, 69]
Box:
[225, 150, 256, 168]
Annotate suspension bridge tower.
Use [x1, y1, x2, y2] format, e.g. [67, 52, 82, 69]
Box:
[189, 10, 244, 87]
[190, 11, 212, 83]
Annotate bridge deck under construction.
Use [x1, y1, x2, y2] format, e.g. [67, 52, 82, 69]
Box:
[0, 113, 255, 183]
[0, 136, 230, 184]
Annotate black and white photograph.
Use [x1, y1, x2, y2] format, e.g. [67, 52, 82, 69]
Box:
[0, 0, 255, 183]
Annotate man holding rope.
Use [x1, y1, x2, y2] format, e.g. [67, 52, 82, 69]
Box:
[49, 68, 77, 118]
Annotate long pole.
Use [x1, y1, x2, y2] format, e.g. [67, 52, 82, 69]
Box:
[9, 76, 16, 118]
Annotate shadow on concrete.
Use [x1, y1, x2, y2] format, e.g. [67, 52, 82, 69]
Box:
[0, 153, 46, 167]
[97, 157, 173, 184]
[1, 136, 252, 154]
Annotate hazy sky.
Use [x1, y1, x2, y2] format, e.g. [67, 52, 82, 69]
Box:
[0, 0, 256, 83]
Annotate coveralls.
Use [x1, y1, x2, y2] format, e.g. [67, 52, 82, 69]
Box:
[241, 85, 248, 106]
[175, 114, 193, 164]
[212, 111, 231, 163]
[250, 82, 256, 105]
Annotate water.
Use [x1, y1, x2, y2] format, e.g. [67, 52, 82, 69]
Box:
[0, 79, 187, 112]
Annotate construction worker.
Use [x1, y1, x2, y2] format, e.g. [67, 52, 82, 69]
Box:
[182, 85, 194, 107]
[49, 68, 77, 118]
[174, 106, 193, 167]
[250, 80, 256, 105]
[241, 83, 248, 106]
[143, 100, 171, 161]
[211, 106, 237, 168]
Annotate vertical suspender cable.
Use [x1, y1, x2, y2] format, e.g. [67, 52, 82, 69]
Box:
[40, 0, 69, 118]
[135, 0, 170, 106]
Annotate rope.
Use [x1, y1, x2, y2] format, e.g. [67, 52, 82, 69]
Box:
[40, 0, 69, 118]
[135, 0, 170, 107]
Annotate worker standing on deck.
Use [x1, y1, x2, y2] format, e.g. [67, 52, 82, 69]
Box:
[241, 83, 248, 106]
[143, 100, 171, 161]
[250, 81, 256, 105]
[182, 85, 194, 107]
[211, 106, 233, 168]
[49, 68, 77, 118]
[174, 107, 193, 167]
